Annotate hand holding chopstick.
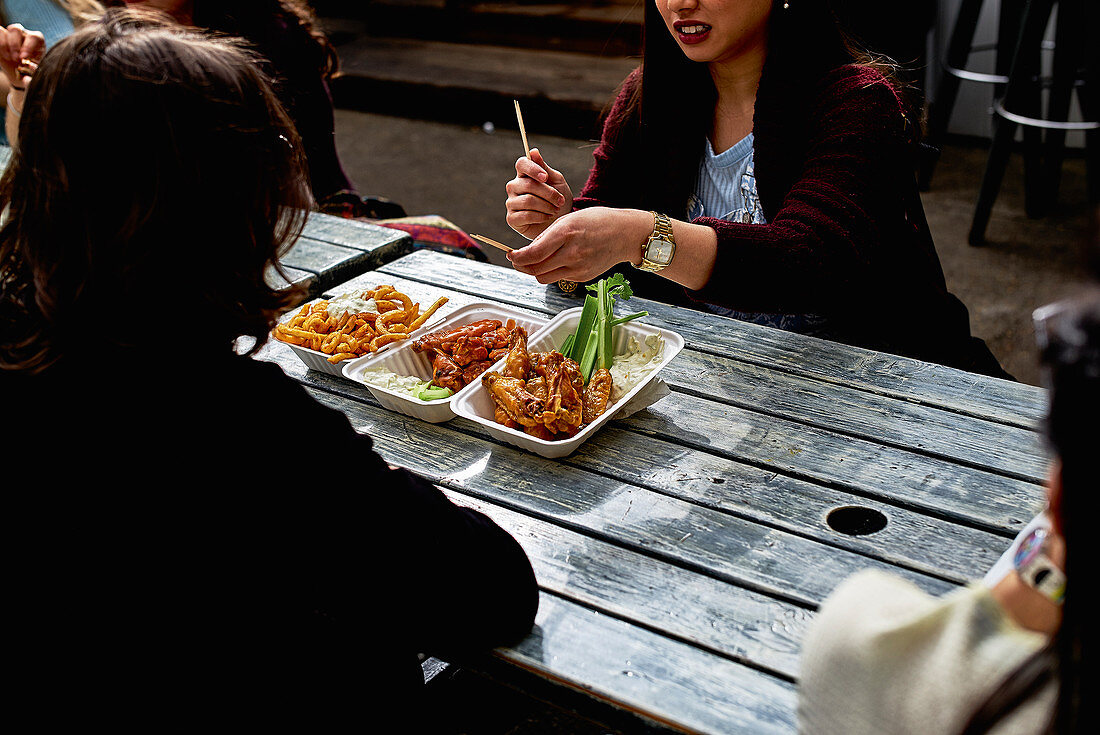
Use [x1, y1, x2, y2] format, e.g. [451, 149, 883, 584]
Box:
[509, 100, 577, 293]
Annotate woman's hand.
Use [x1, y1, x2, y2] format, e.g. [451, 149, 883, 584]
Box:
[507, 206, 650, 285]
[1, 23, 45, 91]
[505, 147, 573, 240]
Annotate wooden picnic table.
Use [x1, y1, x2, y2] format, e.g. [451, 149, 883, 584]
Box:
[255, 245, 1049, 734]
[267, 212, 413, 303]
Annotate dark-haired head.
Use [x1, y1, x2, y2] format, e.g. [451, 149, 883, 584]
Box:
[0, 7, 312, 373]
[618, 0, 907, 219]
[1033, 286, 1100, 733]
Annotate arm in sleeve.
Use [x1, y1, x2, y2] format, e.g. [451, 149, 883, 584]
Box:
[688, 69, 918, 314]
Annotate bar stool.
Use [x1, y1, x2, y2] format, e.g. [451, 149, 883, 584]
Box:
[920, 0, 1034, 190]
[969, 0, 1098, 245]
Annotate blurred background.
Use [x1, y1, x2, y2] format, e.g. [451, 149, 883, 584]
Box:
[312, 0, 1097, 387]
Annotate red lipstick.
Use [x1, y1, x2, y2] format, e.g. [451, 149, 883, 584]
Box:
[673, 20, 712, 45]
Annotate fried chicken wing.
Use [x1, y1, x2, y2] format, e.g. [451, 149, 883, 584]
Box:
[451, 335, 490, 366]
[483, 373, 544, 427]
[501, 326, 529, 380]
[526, 375, 548, 403]
[582, 368, 613, 424]
[431, 351, 465, 392]
[524, 423, 556, 440]
[461, 359, 494, 386]
[495, 405, 520, 429]
[533, 352, 583, 432]
[412, 319, 502, 353]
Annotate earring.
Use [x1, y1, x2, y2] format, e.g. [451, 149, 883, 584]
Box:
[783, 1, 790, 8]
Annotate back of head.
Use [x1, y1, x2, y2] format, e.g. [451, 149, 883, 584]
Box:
[0, 7, 312, 372]
[1036, 287, 1100, 733]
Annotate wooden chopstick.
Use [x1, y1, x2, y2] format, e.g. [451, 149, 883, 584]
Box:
[470, 233, 513, 252]
[514, 99, 531, 158]
[512, 99, 576, 293]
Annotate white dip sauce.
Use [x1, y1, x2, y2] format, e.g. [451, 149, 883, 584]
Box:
[325, 292, 379, 321]
[358, 366, 432, 401]
[609, 334, 665, 401]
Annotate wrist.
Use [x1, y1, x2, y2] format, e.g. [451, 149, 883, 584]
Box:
[624, 209, 651, 266]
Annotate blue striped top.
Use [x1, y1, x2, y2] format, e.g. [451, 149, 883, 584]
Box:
[686, 133, 764, 225]
[687, 133, 830, 335]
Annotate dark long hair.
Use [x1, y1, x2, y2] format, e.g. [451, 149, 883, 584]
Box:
[961, 288, 1100, 734]
[1035, 290, 1098, 733]
[601, 0, 913, 220]
[99, 1, 340, 76]
[0, 7, 312, 373]
[192, 0, 339, 78]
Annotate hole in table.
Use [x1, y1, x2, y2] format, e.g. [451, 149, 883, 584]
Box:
[827, 506, 888, 536]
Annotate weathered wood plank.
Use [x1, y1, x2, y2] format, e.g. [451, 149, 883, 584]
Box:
[619, 391, 1044, 534]
[302, 211, 413, 260]
[297, 384, 959, 606]
[662, 350, 1047, 482]
[374, 250, 1047, 427]
[484, 591, 798, 734]
[572, 424, 1025, 576]
[265, 264, 317, 303]
[255, 331, 1043, 539]
[445, 490, 812, 681]
[278, 237, 378, 295]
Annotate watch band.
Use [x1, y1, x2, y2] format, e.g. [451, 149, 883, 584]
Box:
[634, 211, 675, 272]
[1013, 528, 1066, 604]
[651, 211, 674, 242]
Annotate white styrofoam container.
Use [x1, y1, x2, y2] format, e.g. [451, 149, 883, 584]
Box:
[273, 292, 455, 377]
[341, 302, 548, 423]
[451, 306, 684, 458]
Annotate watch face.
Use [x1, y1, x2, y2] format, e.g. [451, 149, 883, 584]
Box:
[647, 237, 674, 265]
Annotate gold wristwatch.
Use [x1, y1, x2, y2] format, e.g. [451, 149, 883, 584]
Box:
[634, 211, 676, 272]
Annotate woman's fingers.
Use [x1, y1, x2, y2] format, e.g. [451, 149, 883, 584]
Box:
[506, 177, 566, 211]
[515, 154, 548, 182]
[507, 190, 561, 216]
[528, 148, 563, 184]
[2, 24, 45, 82]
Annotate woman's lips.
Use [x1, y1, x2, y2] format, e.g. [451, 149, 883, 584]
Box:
[673, 21, 712, 45]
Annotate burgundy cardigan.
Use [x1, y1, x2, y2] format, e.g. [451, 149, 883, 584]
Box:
[574, 64, 1009, 378]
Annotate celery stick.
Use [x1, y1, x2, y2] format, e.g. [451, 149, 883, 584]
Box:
[598, 277, 614, 371]
[579, 331, 599, 382]
[418, 385, 453, 401]
[567, 294, 599, 362]
[561, 333, 575, 357]
[610, 310, 648, 327]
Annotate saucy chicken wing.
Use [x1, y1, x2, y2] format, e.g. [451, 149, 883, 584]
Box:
[582, 368, 613, 424]
[431, 351, 465, 393]
[483, 373, 544, 427]
[412, 319, 501, 353]
[501, 326, 530, 380]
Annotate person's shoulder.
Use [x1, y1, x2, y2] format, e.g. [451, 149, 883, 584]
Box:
[816, 568, 935, 628]
[815, 63, 909, 115]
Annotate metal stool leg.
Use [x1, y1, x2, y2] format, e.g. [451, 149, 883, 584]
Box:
[1039, 0, 1084, 215]
[920, 0, 987, 189]
[970, 0, 1057, 244]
